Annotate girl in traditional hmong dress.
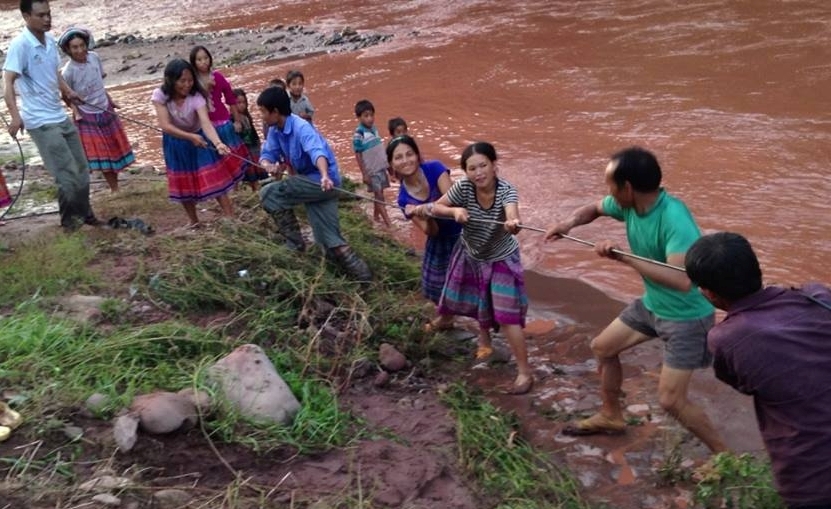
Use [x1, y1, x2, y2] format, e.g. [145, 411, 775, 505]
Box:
[59, 27, 134, 193]
[150, 59, 243, 228]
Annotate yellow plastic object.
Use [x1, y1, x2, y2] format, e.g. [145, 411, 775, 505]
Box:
[0, 402, 22, 430]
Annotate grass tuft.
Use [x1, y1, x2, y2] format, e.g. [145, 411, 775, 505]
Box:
[0, 234, 98, 305]
[440, 383, 589, 508]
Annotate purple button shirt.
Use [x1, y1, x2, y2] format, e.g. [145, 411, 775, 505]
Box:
[708, 283, 831, 507]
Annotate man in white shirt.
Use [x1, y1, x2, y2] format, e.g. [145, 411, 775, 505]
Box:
[3, 0, 99, 230]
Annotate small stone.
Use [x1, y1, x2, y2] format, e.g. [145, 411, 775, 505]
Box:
[79, 475, 132, 492]
[91, 493, 121, 506]
[113, 413, 140, 452]
[131, 391, 198, 433]
[153, 488, 192, 508]
[378, 343, 407, 372]
[63, 424, 84, 441]
[373, 370, 390, 388]
[626, 403, 650, 415]
[85, 393, 109, 415]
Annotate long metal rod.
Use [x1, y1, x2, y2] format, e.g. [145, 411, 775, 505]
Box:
[472, 218, 686, 272]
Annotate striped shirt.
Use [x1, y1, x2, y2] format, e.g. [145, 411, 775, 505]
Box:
[445, 178, 519, 261]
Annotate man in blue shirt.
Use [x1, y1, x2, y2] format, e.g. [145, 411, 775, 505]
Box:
[686, 232, 831, 509]
[256, 86, 371, 282]
[3, 0, 99, 230]
[545, 147, 726, 453]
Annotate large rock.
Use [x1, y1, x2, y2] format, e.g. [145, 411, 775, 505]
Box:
[208, 344, 300, 425]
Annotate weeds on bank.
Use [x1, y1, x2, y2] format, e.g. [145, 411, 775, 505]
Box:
[656, 429, 690, 486]
[694, 452, 784, 509]
[0, 234, 98, 305]
[440, 383, 589, 509]
[0, 307, 225, 413]
[0, 188, 587, 507]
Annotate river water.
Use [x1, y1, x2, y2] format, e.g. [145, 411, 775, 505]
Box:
[2, 0, 830, 303]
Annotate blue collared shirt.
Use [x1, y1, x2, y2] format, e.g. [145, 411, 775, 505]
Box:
[2, 28, 68, 129]
[261, 114, 341, 186]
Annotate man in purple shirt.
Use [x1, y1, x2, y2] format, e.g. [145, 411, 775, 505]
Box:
[685, 232, 831, 509]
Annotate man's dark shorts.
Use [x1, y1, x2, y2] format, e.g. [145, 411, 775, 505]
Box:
[619, 298, 714, 370]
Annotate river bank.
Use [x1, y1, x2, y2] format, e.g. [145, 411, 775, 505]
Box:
[0, 2, 775, 507]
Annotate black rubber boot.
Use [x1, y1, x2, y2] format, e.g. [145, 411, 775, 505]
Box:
[330, 246, 372, 282]
[270, 210, 305, 252]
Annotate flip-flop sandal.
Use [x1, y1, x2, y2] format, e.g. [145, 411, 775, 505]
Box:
[423, 318, 454, 333]
[561, 413, 626, 436]
[475, 345, 494, 361]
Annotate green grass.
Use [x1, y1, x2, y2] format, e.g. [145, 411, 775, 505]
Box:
[695, 452, 785, 509]
[0, 189, 594, 508]
[440, 383, 589, 509]
[0, 234, 98, 305]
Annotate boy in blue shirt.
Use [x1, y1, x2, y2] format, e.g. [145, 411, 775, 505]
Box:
[256, 87, 371, 282]
[353, 99, 391, 227]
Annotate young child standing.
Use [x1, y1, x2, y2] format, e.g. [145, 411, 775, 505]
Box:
[353, 100, 391, 227]
[189, 46, 249, 176]
[388, 117, 408, 138]
[59, 27, 135, 193]
[286, 70, 314, 122]
[232, 88, 267, 190]
[430, 141, 533, 395]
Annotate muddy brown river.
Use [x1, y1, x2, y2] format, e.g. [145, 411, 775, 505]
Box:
[2, 0, 829, 303]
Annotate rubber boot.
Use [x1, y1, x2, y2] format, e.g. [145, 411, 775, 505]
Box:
[330, 246, 372, 282]
[270, 210, 305, 252]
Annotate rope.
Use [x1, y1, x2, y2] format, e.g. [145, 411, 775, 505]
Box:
[26, 82, 683, 273]
[469, 218, 686, 272]
[0, 114, 27, 221]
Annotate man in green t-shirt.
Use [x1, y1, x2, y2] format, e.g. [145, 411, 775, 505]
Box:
[545, 147, 726, 453]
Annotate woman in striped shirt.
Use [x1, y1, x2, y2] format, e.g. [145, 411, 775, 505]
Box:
[425, 141, 532, 395]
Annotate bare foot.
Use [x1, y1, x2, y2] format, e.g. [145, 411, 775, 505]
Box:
[504, 374, 534, 395]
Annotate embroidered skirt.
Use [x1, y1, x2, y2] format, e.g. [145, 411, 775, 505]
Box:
[162, 131, 243, 202]
[422, 232, 459, 304]
[438, 243, 527, 329]
[214, 121, 252, 181]
[0, 172, 11, 208]
[75, 108, 135, 172]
